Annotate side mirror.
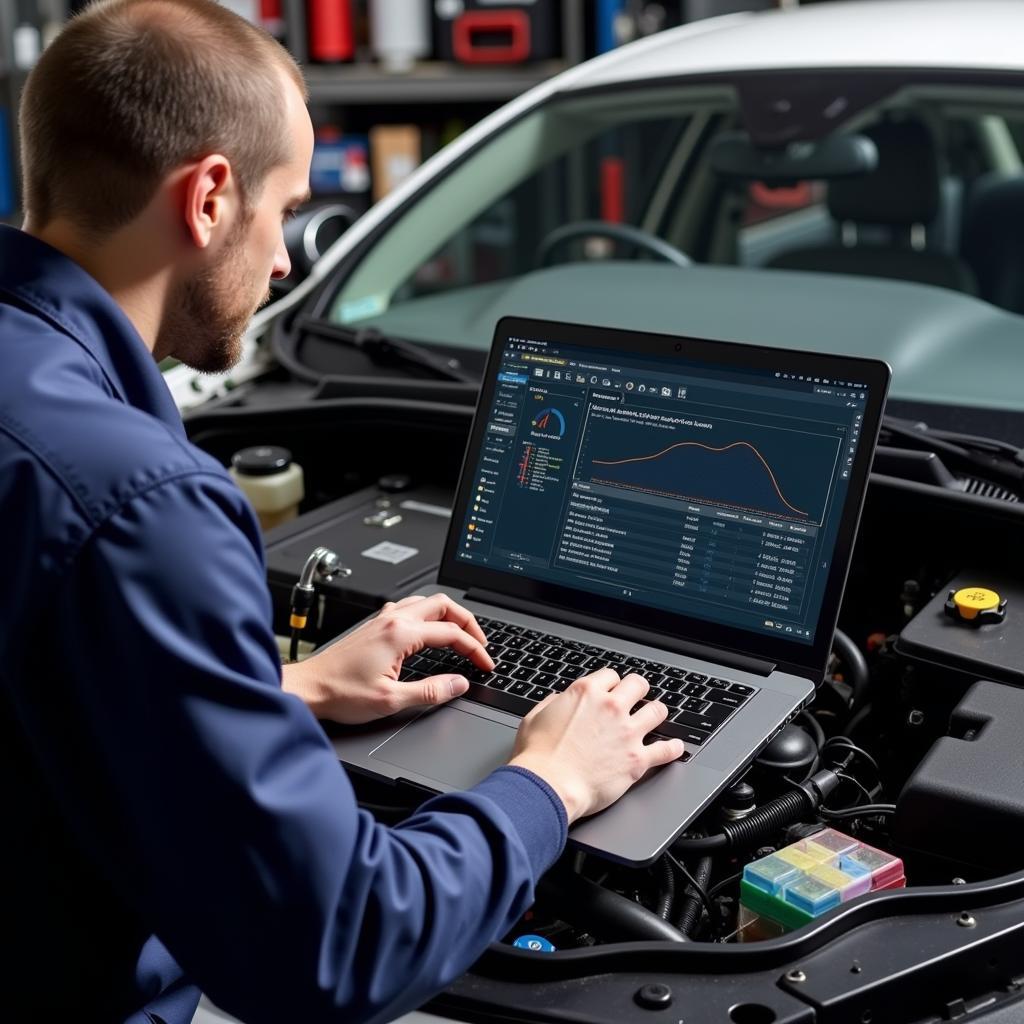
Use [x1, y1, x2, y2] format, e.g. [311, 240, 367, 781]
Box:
[709, 132, 878, 184]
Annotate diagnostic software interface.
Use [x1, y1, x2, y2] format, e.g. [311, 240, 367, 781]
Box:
[456, 332, 869, 646]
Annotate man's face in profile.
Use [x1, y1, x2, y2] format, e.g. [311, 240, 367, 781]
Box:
[159, 73, 313, 375]
[160, 214, 271, 375]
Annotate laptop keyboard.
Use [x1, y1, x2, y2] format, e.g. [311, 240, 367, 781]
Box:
[397, 615, 760, 763]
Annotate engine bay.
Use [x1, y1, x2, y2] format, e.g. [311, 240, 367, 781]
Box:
[187, 395, 1024, 1022]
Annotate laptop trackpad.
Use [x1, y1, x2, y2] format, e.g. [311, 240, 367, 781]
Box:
[372, 706, 517, 790]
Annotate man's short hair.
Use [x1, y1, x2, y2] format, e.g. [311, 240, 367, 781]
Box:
[19, 0, 307, 235]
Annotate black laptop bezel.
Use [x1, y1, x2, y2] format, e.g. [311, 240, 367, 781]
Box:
[439, 315, 890, 679]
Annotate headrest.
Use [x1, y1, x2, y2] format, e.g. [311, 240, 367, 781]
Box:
[828, 119, 940, 226]
[964, 173, 1024, 239]
[961, 173, 1024, 311]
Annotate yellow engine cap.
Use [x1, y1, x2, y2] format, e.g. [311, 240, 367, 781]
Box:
[952, 587, 1001, 620]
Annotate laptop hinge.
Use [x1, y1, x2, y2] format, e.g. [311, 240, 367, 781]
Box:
[465, 588, 777, 678]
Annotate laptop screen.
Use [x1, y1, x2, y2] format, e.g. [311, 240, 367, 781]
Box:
[444, 318, 888, 665]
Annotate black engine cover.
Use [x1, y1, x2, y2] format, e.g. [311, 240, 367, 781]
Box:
[896, 680, 1024, 875]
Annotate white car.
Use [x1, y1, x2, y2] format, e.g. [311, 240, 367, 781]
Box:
[189, 3, 1024, 1021]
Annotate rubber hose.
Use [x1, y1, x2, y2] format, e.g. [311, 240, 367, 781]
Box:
[832, 628, 870, 710]
[538, 869, 687, 943]
[674, 855, 713, 936]
[656, 855, 675, 920]
[671, 771, 840, 857]
[670, 833, 729, 853]
[720, 788, 813, 848]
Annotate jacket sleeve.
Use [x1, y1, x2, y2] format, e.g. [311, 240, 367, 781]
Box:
[48, 471, 567, 1024]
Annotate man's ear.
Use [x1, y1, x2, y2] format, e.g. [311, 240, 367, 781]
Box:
[180, 155, 236, 249]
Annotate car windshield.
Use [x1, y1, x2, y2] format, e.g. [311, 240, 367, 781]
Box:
[331, 84, 731, 326]
[325, 77, 1024, 414]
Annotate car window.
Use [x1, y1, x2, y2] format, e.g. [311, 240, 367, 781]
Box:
[329, 82, 1024, 344]
[392, 117, 686, 303]
[331, 86, 735, 327]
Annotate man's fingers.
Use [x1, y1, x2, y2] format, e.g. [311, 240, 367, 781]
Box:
[630, 697, 670, 734]
[400, 593, 489, 646]
[610, 671, 649, 706]
[644, 737, 686, 768]
[392, 594, 428, 608]
[402, 673, 470, 710]
[571, 666, 621, 691]
[419, 621, 495, 670]
[529, 690, 559, 715]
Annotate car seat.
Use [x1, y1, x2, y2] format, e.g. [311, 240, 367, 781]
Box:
[960, 172, 1024, 314]
[767, 119, 977, 294]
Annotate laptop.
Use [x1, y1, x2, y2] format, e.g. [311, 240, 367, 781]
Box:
[331, 316, 890, 866]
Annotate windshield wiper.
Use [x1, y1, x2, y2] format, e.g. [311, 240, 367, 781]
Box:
[879, 416, 1024, 495]
[297, 316, 475, 384]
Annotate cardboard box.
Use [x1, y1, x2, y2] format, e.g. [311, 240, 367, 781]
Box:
[370, 124, 422, 202]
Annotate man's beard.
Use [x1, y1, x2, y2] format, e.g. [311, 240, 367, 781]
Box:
[157, 234, 271, 375]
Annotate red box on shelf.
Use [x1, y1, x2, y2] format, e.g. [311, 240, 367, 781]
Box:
[435, 1, 559, 65]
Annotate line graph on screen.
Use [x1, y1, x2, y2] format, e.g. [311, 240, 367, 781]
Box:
[581, 413, 841, 524]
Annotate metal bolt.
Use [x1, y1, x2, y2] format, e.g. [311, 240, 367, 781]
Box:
[957, 912, 976, 928]
[908, 709, 925, 726]
[850, 960, 863, 974]
[952, 877, 967, 885]
[634, 983, 672, 1010]
[785, 969, 807, 984]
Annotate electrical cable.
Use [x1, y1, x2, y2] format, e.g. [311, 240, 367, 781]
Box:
[707, 871, 743, 900]
[822, 738, 881, 777]
[820, 803, 896, 820]
[667, 852, 719, 939]
[833, 771, 876, 806]
[821, 738, 883, 808]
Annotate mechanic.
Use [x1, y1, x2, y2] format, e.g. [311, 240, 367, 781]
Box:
[0, 2, 684, 1021]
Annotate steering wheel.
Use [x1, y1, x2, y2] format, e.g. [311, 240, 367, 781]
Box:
[536, 220, 693, 268]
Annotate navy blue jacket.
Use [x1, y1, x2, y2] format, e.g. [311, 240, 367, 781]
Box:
[0, 226, 566, 1023]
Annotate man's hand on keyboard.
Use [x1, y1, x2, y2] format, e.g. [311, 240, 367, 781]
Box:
[507, 668, 685, 824]
[282, 593, 494, 725]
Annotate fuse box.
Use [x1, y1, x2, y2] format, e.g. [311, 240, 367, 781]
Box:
[738, 829, 905, 940]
